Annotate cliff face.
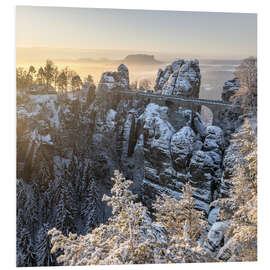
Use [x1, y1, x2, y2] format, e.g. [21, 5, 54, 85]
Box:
[16, 60, 243, 266]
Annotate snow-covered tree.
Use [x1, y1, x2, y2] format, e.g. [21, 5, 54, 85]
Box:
[49, 171, 215, 265]
[55, 181, 77, 235]
[213, 118, 257, 261]
[81, 178, 101, 233]
[17, 227, 36, 267]
[49, 171, 167, 265]
[35, 223, 55, 266]
[153, 183, 215, 263]
[232, 57, 257, 112]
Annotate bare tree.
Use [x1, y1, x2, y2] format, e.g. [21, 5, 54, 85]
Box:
[234, 57, 257, 94]
[232, 57, 257, 111]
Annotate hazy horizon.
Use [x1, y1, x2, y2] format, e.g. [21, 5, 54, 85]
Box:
[16, 46, 248, 63]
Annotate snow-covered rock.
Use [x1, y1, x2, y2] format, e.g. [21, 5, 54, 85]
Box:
[96, 64, 129, 93]
[154, 59, 201, 98]
[221, 78, 240, 102]
[193, 112, 207, 138]
[170, 126, 196, 171]
[207, 221, 230, 250]
[208, 206, 220, 225]
[203, 126, 225, 153]
[189, 150, 215, 178]
[141, 103, 175, 181]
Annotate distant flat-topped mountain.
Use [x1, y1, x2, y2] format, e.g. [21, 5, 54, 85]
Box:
[122, 54, 163, 65]
[55, 54, 163, 65]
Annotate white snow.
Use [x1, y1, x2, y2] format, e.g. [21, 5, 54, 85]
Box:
[40, 134, 53, 145]
[106, 109, 117, 130]
[29, 94, 57, 103]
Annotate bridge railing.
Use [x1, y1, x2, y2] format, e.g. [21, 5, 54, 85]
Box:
[111, 89, 239, 108]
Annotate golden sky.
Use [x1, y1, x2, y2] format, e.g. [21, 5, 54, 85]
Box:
[16, 6, 257, 61]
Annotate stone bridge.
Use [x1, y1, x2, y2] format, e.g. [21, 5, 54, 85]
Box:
[112, 89, 243, 126]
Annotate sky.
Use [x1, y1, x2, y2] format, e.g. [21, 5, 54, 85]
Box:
[16, 6, 257, 60]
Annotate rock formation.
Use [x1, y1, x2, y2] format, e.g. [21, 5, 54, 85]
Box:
[154, 59, 201, 98]
[221, 77, 240, 102]
[217, 78, 243, 140]
[96, 64, 129, 93]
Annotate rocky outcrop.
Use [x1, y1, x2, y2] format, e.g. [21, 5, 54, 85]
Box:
[221, 78, 240, 102]
[139, 103, 184, 199]
[203, 126, 225, 153]
[207, 221, 230, 251]
[140, 103, 225, 213]
[212, 78, 243, 141]
[154, 59, 201, 98]
[170, 126, 196, 171]
[96, 64, 129, 93]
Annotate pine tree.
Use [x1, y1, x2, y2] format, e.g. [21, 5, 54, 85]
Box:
[48, 171, 215, 265]
[82, 178, 100, 233]
[49, 171, 166, 265]
[153, 183, 214, 263]
[55, 191, 67, 233]
[17, 227, 36, 267]
[35, 223, 55, 266]
[55, 179, 77, 235]
[213, 118, 257, 261]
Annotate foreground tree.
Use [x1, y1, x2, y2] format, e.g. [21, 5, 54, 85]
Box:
[213, 118, 257, 261]
[35, 223, 55, 266]
[49, 172, 214, 265]
[49, 171, 163, 265]
[153, 183, 215, 263]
